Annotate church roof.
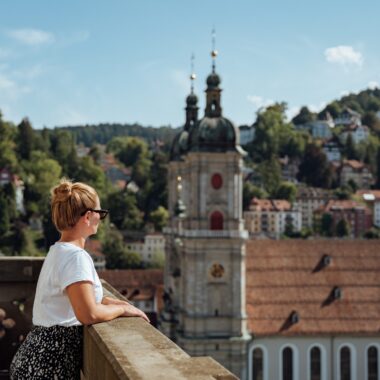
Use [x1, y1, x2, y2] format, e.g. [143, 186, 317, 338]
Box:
[246, 239, 380, 336]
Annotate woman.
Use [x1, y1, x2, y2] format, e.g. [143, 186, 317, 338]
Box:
[10, 179, 149, 379]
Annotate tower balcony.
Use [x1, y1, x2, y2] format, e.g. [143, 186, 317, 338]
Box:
[0, 257, 237, 380]
[163, 227, 248, 239]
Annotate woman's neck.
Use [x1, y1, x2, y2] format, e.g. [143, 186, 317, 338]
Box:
[58, 231, 87, 249]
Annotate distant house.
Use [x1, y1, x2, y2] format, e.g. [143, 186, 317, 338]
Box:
[98, 269, 163, 327]
[278, 156, 299, 183]
[294, 186, 331, 229]
[339, 160, 373, 188]
[322, 137, 342, 162]
[334, 107, 362, 126]
[244, 198, 302, 237]
[85, 239, 106, 271]
[298, 120, 333, 139]
[99, 153, 131, 189]
[340, 124, 370, 144]
[356, 190, 380, 228]
[0, 169, 25, 214]
[315, 199, 372, 237]
[239, 125, 255, 145]
[126, 233, 165, 265]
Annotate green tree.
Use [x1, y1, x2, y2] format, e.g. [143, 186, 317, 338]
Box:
[257, 157, 281, 196]
[149, 206, 169, 231]
[275, 182, 297, 203]
[243, 182, 268, 210]
[335, 218, 351, 237]
[320, 213, 333, 237]
[344, 133, 358, 160]
[103, 229, 127, 269]
[0, 194, 10, 237]
[297, 143, 333, 188]
[291, 106, 316, 125]
[123, 251, 142, 269]
[16, 118, 35, 160]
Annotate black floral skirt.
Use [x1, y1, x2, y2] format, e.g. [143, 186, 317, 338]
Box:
[10, 325, 83, 380]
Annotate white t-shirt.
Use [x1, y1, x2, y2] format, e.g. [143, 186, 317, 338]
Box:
[33, 242, 104, 327]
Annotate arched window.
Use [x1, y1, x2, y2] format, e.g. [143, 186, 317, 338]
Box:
[310, 346, 321, 380]
[368, 346, 378, 380]
[252, 348, 263, 380]
[210, 211, 223, 230]
[283, 347, 293, 380]
[340, 346, 351, 380]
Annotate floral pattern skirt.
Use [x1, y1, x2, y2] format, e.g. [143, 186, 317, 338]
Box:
[10, 325, 83, 380]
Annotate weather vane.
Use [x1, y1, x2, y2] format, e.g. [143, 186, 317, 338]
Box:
[190, 53, 196, 94]
[211, 27, 218, 72]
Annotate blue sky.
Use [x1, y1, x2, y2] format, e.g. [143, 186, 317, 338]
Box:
[0, 0, 379, 129]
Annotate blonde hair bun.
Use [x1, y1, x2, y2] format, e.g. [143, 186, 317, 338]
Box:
[50, 178, 98, 231]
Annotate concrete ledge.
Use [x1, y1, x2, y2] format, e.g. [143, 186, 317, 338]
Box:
[82, 281, 237, 380]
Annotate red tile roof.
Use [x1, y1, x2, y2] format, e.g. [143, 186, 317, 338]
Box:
[98, 269, 163, 304]
[250, 198, 291, 211]
[246, 239, 380, 336]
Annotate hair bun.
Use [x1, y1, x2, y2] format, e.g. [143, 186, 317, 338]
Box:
[52, 179, 73, 202]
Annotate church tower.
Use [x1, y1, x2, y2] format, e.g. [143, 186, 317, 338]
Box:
[162, 35, 250, 378]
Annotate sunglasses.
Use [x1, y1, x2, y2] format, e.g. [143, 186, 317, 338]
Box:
[80, 208, 109, 220]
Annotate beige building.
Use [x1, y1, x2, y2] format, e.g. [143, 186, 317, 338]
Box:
[340, 160, 373, 189]
[294, 186, 331, 229]
[244, 198, 302, 237]
[126, 233, 165, 264]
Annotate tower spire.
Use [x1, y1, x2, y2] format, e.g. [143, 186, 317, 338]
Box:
[211, 27, 218, 73]
[190, 53, 196, 94]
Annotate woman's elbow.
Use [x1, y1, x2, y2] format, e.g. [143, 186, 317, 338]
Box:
[76, 311, 98, 325]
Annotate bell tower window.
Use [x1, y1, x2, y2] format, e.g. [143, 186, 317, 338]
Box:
[211, 173, 223, 189]
[210, 211, 223, 230]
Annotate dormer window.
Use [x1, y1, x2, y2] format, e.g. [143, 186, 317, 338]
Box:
[322, 254, 331, 267]
[333, 286, 342, 300]
[290, 311, 299, 324]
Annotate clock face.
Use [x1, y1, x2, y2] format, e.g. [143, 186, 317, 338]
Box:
[211, 173, 223, 189]
[210, 263, 225, 278]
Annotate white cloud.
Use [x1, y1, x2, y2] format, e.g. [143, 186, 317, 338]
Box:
[54, 107, 89, 126]
[324, 45, 363, 66]
[247, 95, 274, 110]
[0, 73, 31, 99]
[308, 101, 327, 113]
[368, 81, 379, 90]
[7, 28, 55, 46]
[286, 106, 300, 121]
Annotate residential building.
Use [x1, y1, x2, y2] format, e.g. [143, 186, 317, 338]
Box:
[322, 137, 342, 162]
[85, 239, 106, 271]
[334, 107, 362, 126]
[315, 199, 372, 237]
[340, 124, 370, 144]
[340, 160, 373, 188]
[98, 269, 163, 327]
[244, 198, 302, 237]
[126, 233, 165, 264]
[294, 186, 330, 229]
[278, 156, 299, 183]
[302, 120, 333, 139]
[356, 189, 380, 228]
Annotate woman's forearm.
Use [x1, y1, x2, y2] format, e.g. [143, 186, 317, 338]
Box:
[84, 303, 125, 325]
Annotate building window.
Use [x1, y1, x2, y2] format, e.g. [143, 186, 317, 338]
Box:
[252, 348, 263, 380]
[310, 346, 321, 380]
[282, 347, 293, 380]
[211, 173, 223, 189]
[210, 211, 223, 230]
[368, 346, 378, 380]
[340, 346, 351, 380]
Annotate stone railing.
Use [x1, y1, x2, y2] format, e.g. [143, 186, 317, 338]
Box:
[0, 257, 237, 380]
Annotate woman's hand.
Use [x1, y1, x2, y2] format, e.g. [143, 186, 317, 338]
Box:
[121, 303, 150, 323]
